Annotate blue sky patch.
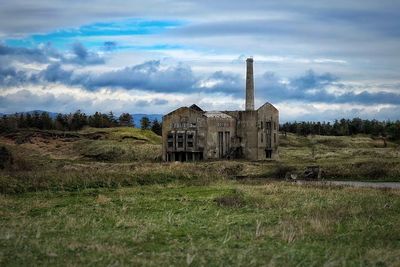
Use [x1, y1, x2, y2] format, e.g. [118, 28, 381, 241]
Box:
[5, 18, 185, 51]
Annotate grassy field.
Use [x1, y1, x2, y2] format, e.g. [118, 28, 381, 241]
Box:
[0, 128, 400, 266]
[1, 182, 399, 266]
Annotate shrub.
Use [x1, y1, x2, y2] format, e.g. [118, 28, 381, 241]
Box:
[214, 189, 246, 208]
[272, 163, 297, 179]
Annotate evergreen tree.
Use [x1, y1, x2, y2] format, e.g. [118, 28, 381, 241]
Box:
[55, 113, 68, 130]
[151, 119, 162, 135]
[69, 110, 88, 130]
[140, 116, 150, 130]
[40, 112, 53, 130]
[118, 113, 133, 127]
[107, 111, 118, 127]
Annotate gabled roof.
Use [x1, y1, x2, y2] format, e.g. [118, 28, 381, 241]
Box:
[257, 102, 279, 112]
[189, 104, 203, 112]
[163, 106, 205, 118]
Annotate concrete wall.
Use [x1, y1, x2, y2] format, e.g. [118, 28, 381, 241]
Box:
[162, 107, 207, 161]
[237, 111, 259, 160]
[257, 103, 279, 160]
[204, 116, 236, 159]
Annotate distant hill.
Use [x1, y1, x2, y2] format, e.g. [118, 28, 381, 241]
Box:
[2, 110, 59, 119]
[133, 114, 163, 127]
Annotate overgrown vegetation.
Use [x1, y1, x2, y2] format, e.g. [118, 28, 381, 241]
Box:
[281, 118, 400, 141]
[1, 183, 399, 266]
[0, 110, 162, 136]
[0, 127, 399, 266]
[1, 128, 399, 194]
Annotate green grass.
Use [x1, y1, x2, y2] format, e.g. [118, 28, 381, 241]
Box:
[1, 182, 399, 266]
[278, 134, 400, 181]
[79, 127, 162, 144]
[1, 129, 400, 266]
[1, 130, 400, 194]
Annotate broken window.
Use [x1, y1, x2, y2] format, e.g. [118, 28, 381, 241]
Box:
[265, 122, 272, 148]
[167, 133, 174, 148]
[187, 132, 194, 148]
[177, 133, 184, 148]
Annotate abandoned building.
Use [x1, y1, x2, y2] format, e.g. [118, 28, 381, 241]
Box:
[162, 58, 279, 161]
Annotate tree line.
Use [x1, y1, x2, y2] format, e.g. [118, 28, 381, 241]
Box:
[0, 111, 162, 136]
[280, 118, 400, 141]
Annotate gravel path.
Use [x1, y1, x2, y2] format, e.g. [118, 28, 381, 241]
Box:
[295, 180, 400, 189]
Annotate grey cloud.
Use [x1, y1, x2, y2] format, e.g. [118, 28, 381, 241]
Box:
[0, 43, 60, 64]
[199, 71, 243, 94]
[38, 63, 73, 83]
[2, 57, 400, 107]
[283, 105, 400, 122]
[258, 70, 400, 105]
[151, 98, 168, 105]
[85, 60, 197, 92]
[1, 0, 399, 43]
[0, 89, 57, 112]
[67, 42, 104, 65]
[0, 43, 104, 66]
[0, 65, 36, 87]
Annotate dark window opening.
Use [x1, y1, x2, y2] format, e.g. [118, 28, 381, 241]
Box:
[218, 131, 224, 158]
[166, 152, 203, 162]
[167, 133, 174, 148]
[177, 133, 184, 148]
[265, 122, 272, 148]
[265, 149, 272, 158]
[266, 122, 271, 134]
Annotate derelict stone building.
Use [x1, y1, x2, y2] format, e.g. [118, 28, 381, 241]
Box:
[162, 58, 279, 161]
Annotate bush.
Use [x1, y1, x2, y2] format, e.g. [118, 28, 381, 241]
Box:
[0, 146, 13, 169]
[272, 163, 297, 179]
[214, 189, 246, 208]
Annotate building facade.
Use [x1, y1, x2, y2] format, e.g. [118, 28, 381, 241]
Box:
[162, 58, 279, 161]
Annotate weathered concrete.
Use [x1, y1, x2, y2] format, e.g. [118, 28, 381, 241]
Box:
[162, 58, 279, 161]
[245, 58, 255, 111]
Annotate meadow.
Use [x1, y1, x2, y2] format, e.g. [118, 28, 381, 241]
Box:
[0, 127, 399, 266]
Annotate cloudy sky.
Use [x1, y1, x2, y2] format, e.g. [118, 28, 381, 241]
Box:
[1, 0, 399, 121]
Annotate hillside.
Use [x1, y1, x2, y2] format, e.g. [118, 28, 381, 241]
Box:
[0, 129, 399, 194]
[0, 127, 161, 166]
[278, 133, 400, 180]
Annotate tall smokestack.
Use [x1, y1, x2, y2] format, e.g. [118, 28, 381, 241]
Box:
[245, 58, 254, 111]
